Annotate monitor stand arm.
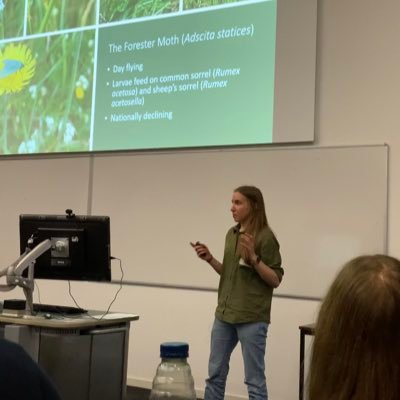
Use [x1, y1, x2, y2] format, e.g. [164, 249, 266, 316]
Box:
[24, 259, 35, 314]
[0, 239, 52, 315]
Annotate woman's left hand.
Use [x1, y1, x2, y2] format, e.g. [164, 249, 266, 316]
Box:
[239, 233, 256, 263]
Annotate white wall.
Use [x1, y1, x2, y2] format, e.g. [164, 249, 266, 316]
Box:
[315, 0, 400, 257]
[2, 1, 400, 399]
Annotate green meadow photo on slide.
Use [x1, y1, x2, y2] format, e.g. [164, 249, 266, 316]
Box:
[0, 30, 95, 154]
[28, 0, 96, 34]
[184, 0, 247, 10]
[100, 0, 179, 23]
[0, 0, 25, 40]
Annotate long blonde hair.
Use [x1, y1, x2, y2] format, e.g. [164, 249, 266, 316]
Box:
[234, 185, 269, 238]
[308, 255, 400, 400]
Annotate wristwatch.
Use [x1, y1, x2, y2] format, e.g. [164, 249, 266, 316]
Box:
[253, 255, 261, 266]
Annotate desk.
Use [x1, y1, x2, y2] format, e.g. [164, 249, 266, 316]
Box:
[299, 323, 315, 400]
[0, 311, 139, 400]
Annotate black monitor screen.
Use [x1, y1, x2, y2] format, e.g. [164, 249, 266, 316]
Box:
[19, 212, 111, 282]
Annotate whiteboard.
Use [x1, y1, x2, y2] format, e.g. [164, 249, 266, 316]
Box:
[91, 145, 388, 299]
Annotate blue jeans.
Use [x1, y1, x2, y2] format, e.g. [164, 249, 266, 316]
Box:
[204, 318, 269, 400]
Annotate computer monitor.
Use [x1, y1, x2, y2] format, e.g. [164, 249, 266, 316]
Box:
[19, 210, 111, 282]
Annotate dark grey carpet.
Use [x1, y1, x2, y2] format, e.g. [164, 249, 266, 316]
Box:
[127, 386, 150, 400]
[127, 386, 201, 399]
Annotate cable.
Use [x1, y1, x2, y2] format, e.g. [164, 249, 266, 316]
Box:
[34, 280, 42, 304]
[93, 257, 124, 319]
[67, 280, 83, 310]
[66, 257, 124, 320]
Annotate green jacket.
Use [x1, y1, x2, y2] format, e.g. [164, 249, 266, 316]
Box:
[215, 225, 283, 324]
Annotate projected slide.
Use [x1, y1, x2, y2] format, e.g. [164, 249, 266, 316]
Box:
[0, 0, 315, 155]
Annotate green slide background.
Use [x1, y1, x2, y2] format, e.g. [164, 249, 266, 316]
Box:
[93, 1, 276, 150]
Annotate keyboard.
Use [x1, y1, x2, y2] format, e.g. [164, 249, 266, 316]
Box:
[3, 299, 87, 315]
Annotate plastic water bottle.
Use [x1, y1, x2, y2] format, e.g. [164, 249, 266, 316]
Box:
[149, 342, 196, 400]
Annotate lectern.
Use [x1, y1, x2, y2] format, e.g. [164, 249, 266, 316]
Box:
[0, 211, 139, 398]
[0, 310, 139, 400]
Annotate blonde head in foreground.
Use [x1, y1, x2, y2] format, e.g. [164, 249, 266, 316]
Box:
[308, 254, 400, 400]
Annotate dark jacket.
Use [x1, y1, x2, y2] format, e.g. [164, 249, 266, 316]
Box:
[0, 339, 61, 400]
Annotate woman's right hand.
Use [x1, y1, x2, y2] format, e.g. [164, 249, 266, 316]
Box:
[190, 241, 213, 263]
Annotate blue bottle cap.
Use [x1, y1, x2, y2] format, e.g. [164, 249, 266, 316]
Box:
[160, 342, 189, 358]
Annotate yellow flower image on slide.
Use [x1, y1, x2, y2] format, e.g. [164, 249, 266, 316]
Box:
[0, 43, 36, 95]
[0, 31, 94, 155]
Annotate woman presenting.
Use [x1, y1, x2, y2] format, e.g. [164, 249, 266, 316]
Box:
[191, 185, 284, 400]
